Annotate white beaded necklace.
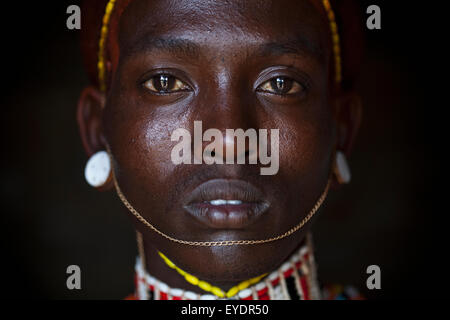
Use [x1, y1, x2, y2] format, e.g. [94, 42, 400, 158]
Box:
[134, 234, 321, 300]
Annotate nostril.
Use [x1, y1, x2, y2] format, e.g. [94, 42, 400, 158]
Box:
[211, 151, 215, 157]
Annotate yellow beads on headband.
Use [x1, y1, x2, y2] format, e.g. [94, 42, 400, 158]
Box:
[98, 0, 117, 92]
[97, 0, 342, 92]
[322, 0, 342, 84]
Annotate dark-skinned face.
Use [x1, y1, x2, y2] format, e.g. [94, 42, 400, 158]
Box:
[82, 0, 359, 288]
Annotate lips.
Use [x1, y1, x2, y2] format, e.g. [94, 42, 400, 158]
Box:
[183, 179, 270, 229]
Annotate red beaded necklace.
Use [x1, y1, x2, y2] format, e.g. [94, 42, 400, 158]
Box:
[132, 234, 321, 300]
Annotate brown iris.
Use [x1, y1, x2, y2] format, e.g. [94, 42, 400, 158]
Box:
[143, 75, 190, 93]
[258, 76, 303, 95]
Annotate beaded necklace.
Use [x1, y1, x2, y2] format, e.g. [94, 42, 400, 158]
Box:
[134, 233, 321, 300]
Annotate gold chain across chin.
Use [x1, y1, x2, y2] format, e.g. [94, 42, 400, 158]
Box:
[108, 148, 331, 247]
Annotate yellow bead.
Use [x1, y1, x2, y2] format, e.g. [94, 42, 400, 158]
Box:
[165, 259, 175, 269]
[333, 44, 340, 54]
[185, 274, 199, 285]
[238, 281, 249, 291]
[198, 281, 212, 292]
[211, 287, 225, 297]
[176, 268, 186, 276]
[226, 286, 239, 298]
[98, 0, 118, 92]
[330, 22, 337, 33]
[250, 274, 266, 284]
[333, 34, 339, 44]
[158, 252, 175, 268]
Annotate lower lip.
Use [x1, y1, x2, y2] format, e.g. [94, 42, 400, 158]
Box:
[183, 202, 269, 229]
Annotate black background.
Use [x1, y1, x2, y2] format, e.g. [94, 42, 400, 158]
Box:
[0, 1, 439, 299]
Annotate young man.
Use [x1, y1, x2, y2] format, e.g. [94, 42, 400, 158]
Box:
[78, 0, 363, 300]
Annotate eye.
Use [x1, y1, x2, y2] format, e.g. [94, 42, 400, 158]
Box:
[143, 74, 191, 94]
[257, 77, 304, 95]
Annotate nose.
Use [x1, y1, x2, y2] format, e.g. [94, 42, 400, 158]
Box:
[192, 71, 258, 164]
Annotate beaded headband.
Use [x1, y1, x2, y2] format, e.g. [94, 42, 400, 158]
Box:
[97, 0, 342, 92]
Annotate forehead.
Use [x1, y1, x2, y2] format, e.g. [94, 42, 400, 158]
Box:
[118, 0, 330, 61]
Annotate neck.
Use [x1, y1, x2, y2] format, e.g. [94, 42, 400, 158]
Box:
[135, 233, 321, 300]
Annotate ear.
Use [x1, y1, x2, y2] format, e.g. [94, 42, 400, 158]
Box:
[330, 91, 362, 188]
[335, 91, 362, 156]
[77, 86, 106, 156]
[77, 86, 113, 191]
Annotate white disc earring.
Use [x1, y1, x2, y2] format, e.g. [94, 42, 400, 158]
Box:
[84, 150, 111, 188]
[334, 150, 351, 184]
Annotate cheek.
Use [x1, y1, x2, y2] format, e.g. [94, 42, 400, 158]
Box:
[277, 101, 335, 180]
[104, 94, 192, 190]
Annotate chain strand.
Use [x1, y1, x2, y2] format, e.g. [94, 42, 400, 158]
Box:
[108, 146, 330, 246]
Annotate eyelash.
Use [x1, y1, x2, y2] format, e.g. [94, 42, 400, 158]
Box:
[142, 74, 192, 94]
[141, 74, 307, 97]
[257, 77, 306, 96]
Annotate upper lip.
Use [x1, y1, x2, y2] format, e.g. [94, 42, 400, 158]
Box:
[183, 179, 267, 204]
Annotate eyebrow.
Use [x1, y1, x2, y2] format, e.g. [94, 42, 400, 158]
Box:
[256, 36, 324, 61]
[123, 34, 323, 62]
[123, 37, 202, 60]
